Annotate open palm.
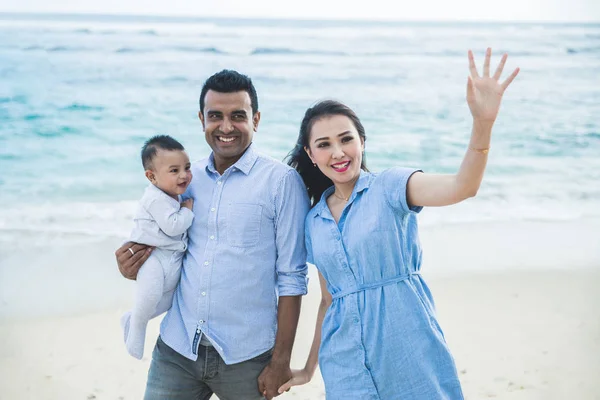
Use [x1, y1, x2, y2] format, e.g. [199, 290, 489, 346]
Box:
[467, 48, 520, 122]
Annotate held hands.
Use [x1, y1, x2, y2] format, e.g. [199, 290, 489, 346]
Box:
[258, 359, 293, 399]
[466, 48, 520, 123]
[277, 368, 312, 394]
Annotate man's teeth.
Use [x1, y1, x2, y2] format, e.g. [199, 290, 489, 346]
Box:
[218, 136, 235, 142]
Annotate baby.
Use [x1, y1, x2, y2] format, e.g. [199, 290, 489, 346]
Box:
[121, 134, 194, 359]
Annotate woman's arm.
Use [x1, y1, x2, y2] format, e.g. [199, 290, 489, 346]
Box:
[407, 48, 519, 208]
[278, 271, 332, 394]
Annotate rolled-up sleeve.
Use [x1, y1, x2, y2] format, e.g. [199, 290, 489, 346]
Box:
[273, 170, 310, 296]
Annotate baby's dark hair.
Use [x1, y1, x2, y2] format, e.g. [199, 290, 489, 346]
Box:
[141, 135, 185, 170]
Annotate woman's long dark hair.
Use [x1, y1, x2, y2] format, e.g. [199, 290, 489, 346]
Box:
[286, 100, 368, 207]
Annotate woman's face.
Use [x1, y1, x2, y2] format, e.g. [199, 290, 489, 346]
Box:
[305, 114, 364, 187]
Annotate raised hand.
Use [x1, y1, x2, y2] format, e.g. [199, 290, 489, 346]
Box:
[467, 48, 519, 123]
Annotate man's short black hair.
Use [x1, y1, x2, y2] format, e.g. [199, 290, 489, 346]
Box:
[141, 134, 185, 170]
[199, 69, 259, 115]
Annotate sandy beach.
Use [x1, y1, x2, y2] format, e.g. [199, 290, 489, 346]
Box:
[1, 219, 599, 400]
[2, 11, 599, 400]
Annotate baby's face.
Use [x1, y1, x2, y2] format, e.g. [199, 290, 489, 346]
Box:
[147, 149, 192, 198]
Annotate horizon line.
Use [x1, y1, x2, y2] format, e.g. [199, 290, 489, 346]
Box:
[1, 11, 599, 25]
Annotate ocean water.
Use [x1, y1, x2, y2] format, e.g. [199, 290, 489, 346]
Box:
[1, 13, 599, 247]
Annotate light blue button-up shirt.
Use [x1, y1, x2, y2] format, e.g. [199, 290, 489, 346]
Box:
[160, 144, 310, 364]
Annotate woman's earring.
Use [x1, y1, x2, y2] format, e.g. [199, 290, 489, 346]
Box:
[313, 163, 316, 167]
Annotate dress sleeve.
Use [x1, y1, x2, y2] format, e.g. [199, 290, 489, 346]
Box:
[381, 167, 424, 214]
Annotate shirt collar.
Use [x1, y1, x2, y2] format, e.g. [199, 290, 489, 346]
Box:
[146, 183, 181, 204]
[312, 169, 372, 218]
[206, 143, 258, 176]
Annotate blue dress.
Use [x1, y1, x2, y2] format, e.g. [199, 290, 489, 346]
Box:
[305, 168, 464, 400]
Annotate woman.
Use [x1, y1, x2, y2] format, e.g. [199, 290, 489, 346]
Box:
[281, 49, 519, 399]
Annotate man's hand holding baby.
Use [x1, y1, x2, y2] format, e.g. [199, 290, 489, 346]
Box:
[115, 242, 153, 280]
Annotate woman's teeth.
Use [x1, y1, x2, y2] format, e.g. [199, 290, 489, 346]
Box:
[332, 162, 350, 170]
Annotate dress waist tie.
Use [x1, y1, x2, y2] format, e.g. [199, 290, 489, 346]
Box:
[331, 271, 421, 300]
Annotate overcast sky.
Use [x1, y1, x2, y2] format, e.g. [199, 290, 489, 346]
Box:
[1, 0, 599, 22]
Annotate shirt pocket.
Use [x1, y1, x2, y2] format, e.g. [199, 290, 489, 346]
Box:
[226, 203, 263, 247]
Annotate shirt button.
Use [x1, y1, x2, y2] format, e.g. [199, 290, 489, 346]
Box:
[210, 208, 216, 212]
[217, 181, 222, 186]
[201, 292, 206, 296]
[204, 261, 209, 266]
[353, 317, 359, 324]
[210, 235, 215, 240]
[199, 320, 204, 324]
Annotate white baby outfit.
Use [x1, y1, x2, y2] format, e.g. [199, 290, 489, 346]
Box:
[121, 183, 194, 359]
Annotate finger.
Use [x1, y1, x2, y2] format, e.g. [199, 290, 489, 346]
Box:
[132, 247, 152, 268]
[278, 381, 292, 394]
[116, 249, 129, 264]
[483, 47, 491, 77]
[501, 67, 520, 91]
[122, 248, 151, 279]
[130, 243, 150, 253]
[466, 75, 475, 102]
[493, 53, 508, 81]
[135, 247, 153, 267]
[118, 243, 148, 264]
[116, 246, 134, 265]
[468, 49, 479, 78]
[115, 241, 135, 257]
[116, 242, 147, 262]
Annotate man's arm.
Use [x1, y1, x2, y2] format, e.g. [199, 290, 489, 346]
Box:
[278, 272, 331, 393]
[258, 296, 301, 399]
[258, 170, 310, 399]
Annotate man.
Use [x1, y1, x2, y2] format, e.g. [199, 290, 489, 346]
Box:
[115, 70, 310, 400]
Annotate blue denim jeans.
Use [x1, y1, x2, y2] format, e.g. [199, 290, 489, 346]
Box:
[144, 336, 272, 400]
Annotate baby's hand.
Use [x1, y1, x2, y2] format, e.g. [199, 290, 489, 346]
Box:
[181, 198, 194, 210]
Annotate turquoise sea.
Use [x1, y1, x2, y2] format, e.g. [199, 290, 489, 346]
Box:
[1, 13, 599, 247]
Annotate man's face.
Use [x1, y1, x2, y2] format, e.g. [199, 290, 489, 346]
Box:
[199, 90, 260, 171]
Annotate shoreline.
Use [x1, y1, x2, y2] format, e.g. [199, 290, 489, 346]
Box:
[2, 217, 599, 321]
